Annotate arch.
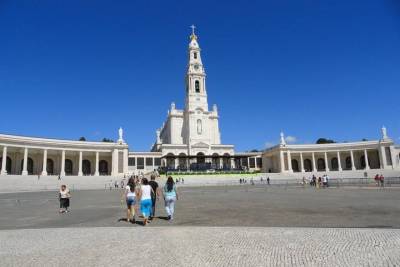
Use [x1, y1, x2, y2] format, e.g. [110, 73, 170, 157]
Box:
[166, 153, 175, 169]
[196, 152, 205, 164]
[360, 155, 366, 169]
[46, 159, 54, 175]
[99, 160, 108, 175]
[222, 153, 231, 169]
[82, 159, 91, 175]
[345, 156, 352, 170]
[331, 157, 338, 171]
[178, 153, 187, 170]
[20, 157, 34, 175]
[0, 156, 12, 174]
[65, 159, 73, 175]
[212, 153, 220, 169]
[291, 159, 299, 172]
[195, 80, 200, 93]
[317, 158, 326, 171]
[304, 159, 312, 172]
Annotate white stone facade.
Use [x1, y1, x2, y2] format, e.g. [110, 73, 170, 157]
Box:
[151, 28, 235, 170]
[0, 29, 399, 178]
[0, 133, 128, 177]
[262, 129, 399, 174]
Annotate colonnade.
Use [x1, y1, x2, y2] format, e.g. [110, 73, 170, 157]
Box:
[0, 145, 128, 176]
[279, 147, 392, 173]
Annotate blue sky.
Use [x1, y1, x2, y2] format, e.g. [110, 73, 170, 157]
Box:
[1, 0, 399, 151]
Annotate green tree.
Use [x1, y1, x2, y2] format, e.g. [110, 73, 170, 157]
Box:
[316, 138, 335, 144]
[79, 137, 86, 141]
[102, 138, 114, 143]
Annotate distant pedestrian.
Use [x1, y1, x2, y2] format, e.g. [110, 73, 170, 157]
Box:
[148, 175, 160, 220]
[379, 174, 384, 187]
[267, 177, 270, 185]
[163, 176, 178, 221]
[374, 174, 380, 187]
[322, 175, 328, 188]
[59, 185, 71, 213]
[139, 178, 153, 226]
[114, 181, 118, 189]
[58, 174, 61, 180]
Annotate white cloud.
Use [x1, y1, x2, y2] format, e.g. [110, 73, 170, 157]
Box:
[285, 136, 297, 143]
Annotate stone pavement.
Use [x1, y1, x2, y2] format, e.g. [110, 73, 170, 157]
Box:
[0, 227, 399, 267]
[1, 186, 400, 229]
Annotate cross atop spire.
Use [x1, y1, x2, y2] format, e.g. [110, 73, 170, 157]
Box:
[190, 24, 197, 40]
[190, 24, 196, 35]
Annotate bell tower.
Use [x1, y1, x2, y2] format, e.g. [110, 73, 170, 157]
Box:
[185, 25, 209, 112]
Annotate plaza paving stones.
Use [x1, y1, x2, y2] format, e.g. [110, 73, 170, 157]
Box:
[0, 227, 399, 267]
[1, 186, 400, 266]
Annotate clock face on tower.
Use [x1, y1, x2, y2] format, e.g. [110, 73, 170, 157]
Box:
[194, 64, 199, 70]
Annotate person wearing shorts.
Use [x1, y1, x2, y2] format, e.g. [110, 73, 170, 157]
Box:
[123, 178, 136, 223]
[59, 185, 71, 213]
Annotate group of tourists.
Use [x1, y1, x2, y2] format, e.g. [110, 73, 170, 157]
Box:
[123, 175, 178, 226]
[58, 174, 179, 226]
[306, 174, 330, 188]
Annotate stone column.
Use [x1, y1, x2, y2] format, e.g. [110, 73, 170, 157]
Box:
[279, 150, 285, 172]
[78, 151, 83, 176]
[41, 149, 48, 176]
[94, 151, 99, 176]
[60, 150, 65, 176]
[174, 158, 179, 169]
[123, 149, 128, 174]
[364, 149, 370, 170]
[112, 149, 118, 176]
[247, 157, 250, 169]
[337, 151, 342, 171]
[379, 146, 387, 169]
[324, 152, 329, 172]
[287, 151, 293, 172]
[1, 146, 7, 175]
[22, 147, 28, 175]
[230, 158, 235, 169]
[390, 145, 397, 169]
[300, 152, 305, 173]
[350, 150, 356, 170]
[312, 152, 316, 172]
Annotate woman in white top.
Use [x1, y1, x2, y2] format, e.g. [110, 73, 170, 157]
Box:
[122, 177, 137, 223]
[138, 178, 154, 226]
[59, 185, 71, 213]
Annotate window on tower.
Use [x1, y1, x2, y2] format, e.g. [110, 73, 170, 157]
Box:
[194, 52, 197, 59]
[195, 80, 200, 93]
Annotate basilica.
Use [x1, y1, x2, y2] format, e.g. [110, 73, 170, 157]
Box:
[0, 29, 399, 178]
